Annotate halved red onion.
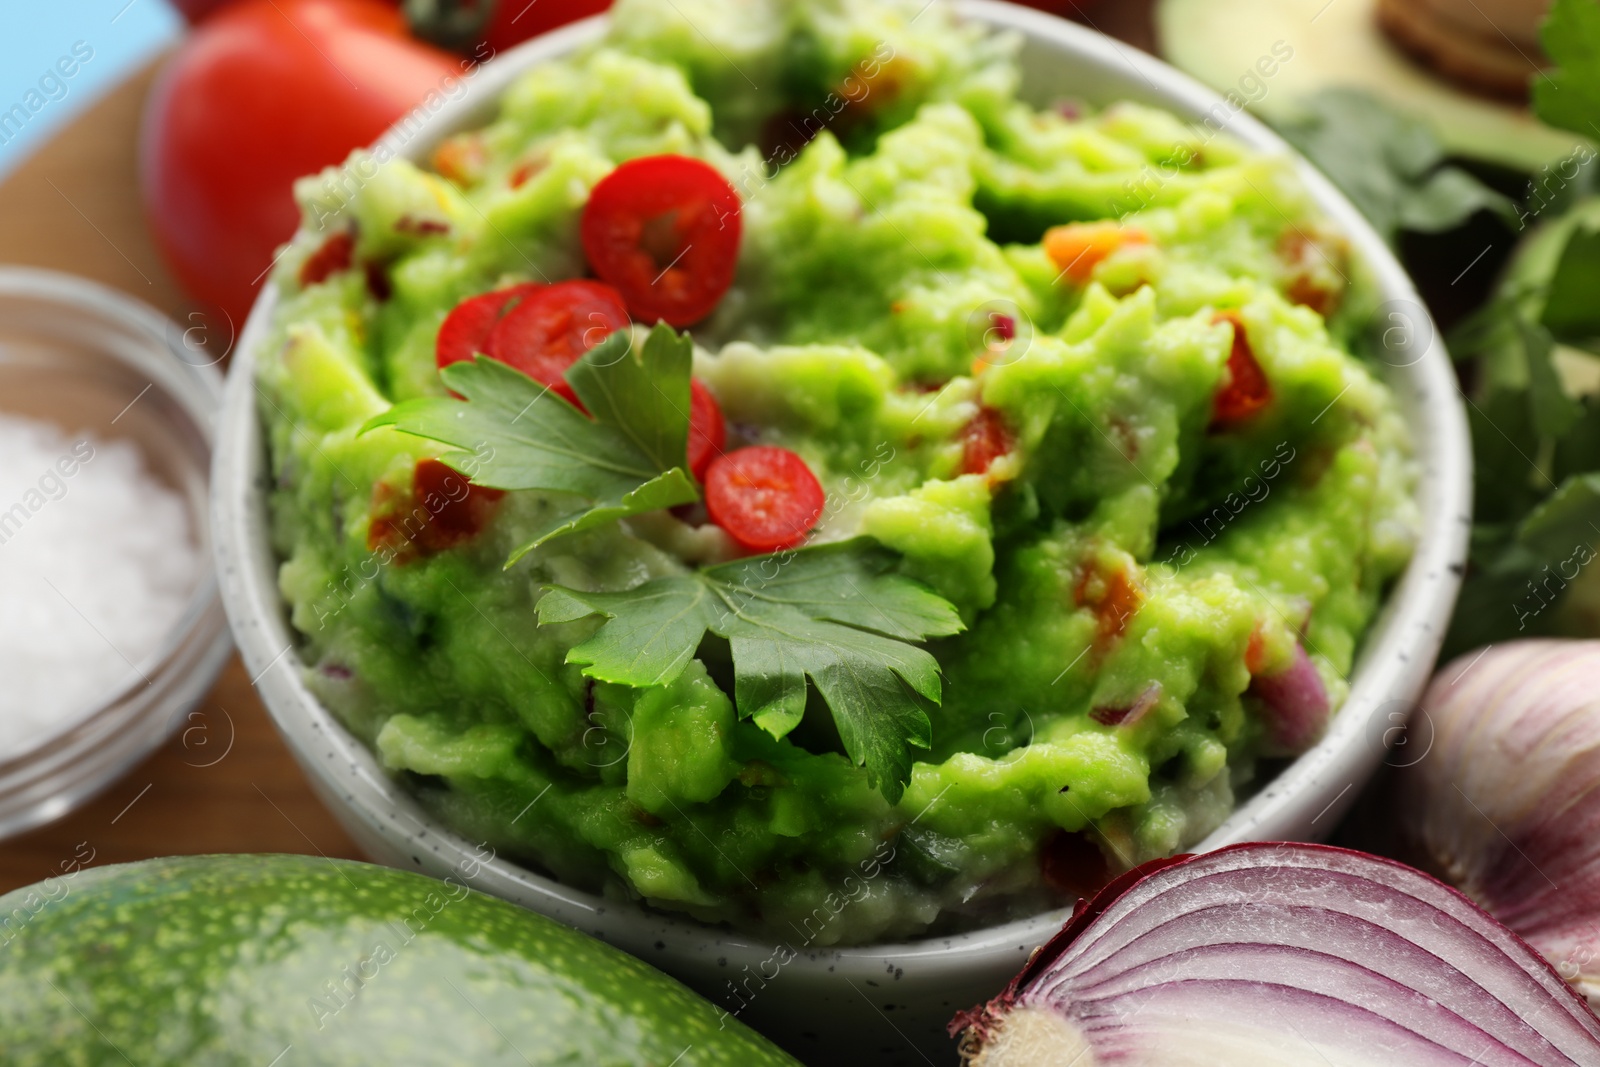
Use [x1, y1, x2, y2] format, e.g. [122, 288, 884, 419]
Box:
[952, 842, 1600, 1066]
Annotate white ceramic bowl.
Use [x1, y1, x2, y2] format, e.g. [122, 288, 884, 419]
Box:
[213, 4, 1471, 1063]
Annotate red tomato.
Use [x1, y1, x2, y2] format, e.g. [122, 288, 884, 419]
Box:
[477, 0, 611, 51]
[687, 379, 726, 480]
[580, 155, 742, 327]
[705, 447, 825, 554]
[142, 0, 461, 325]
[1210, 311, 1272, 427]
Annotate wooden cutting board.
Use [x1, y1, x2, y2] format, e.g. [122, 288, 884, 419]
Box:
[0, 3, 1155, 895]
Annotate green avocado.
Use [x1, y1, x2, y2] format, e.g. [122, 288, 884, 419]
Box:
[0, 854, 797, 1067]
[1156, 0, 1584, 172]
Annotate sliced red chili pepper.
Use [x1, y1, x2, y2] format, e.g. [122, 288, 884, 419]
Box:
[299, 229, 355, 287]
[435, 283, 544, 372]
[960, 407, 1013, 477]
[580, 154, 742, 327]
[367, 458, 505, 561]
[705, 446, 824, 553]
[1210, 311, 1271, 428]
[484, 280, 630, 407]
[688, 379, 726, 481]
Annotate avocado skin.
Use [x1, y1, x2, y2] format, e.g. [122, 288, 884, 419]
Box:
[0, 854, 799, 1066]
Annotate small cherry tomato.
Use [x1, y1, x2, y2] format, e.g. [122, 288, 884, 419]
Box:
[485, 280, 630, 405]
[687, 379, 726, 481]
[435, 283, 543, 370]
[960, 407, 1013, 477]
[705, 446, 825, 553]
[1210, 311, 1271, 428]
[580, 154, 742, 327]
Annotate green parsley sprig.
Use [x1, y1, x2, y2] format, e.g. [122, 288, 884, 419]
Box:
[366, 321, 965, 799]
[539, 542, 963, 802]
[363, 324, 700, 564]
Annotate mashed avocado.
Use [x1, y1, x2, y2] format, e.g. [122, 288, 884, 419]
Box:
[258, 0, 1417, 944]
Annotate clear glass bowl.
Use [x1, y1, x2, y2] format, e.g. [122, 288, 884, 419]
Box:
[0, 267, 232, 838]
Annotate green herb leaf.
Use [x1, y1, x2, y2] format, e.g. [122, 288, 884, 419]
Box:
[1522, 317, 1584, 438]
[1541, 221, 1600, 338]
[1535, 0, 1600, 139]
[363, 324, 699, 561]
[1515, 471, 1600, 560]
[537, 540, 965, 801]
[1273, 89, 1515, 245]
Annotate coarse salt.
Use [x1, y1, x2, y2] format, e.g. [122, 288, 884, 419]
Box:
[0, 413, 199, 756]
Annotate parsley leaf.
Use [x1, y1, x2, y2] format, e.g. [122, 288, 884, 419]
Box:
[1534, 0, 1600, 139]
[537, 540, 965, 801]
[364, 323, 699, 563]
[1272, 89, 1515, 245]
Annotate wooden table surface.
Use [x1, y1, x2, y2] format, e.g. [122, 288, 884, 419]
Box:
[0, 2, 1156, 894]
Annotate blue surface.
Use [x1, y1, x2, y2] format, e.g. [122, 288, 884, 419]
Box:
[0, 0, 182, 180]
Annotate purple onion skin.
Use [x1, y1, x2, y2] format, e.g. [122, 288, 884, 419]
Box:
[1401, 640, 1600, 1010]
[1248, 642, 1330, 754]
[952, 842, 1600, 1066]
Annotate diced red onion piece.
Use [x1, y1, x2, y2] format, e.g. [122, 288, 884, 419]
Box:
[1248, 642, 1330, 753]
[953, 843, 1600, 1066]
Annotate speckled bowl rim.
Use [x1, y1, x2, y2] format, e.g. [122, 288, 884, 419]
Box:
[213, 0, 1470, 1041]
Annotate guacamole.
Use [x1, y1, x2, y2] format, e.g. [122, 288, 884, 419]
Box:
[258, 0, 1417, 945]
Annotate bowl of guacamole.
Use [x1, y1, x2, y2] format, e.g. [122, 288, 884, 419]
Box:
[214, 0, 1470, 1059]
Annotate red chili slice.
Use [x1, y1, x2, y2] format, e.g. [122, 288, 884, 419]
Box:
[1210, 311, 1271, 428]
[299, 229, 355, 287]
[960, 407, 1013, 477]
[688, 379, 726, 481]
[435, 283, 544, 372]
[484, 280, 630, 407]
[580, 154, 742, 327]
[705, 446, 824, 553]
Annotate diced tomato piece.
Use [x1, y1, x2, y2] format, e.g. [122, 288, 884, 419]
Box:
[960, 407, 1014, 477]
[1278, 227, 1348, 319]
[1043, 221, 1149, 285]
[580, 154, 742, 327]
[435, 283, 544, 372]
[299, 229, 355, 287]
[705, 446, 825, 553]
[1244, 622, 1269, 675]
[1074, 563, 1143, 652]
[508, 158, 545, 189]
[431, 134, 487, 186]
[367, 458, 505, 560]
[688, 379, 726, 481]
[484, 280, 630, 408]
[1210, 311, 1272, 428]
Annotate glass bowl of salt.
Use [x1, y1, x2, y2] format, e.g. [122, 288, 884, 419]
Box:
[0, 267, 231, 837]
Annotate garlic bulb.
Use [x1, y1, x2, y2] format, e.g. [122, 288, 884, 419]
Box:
[1399, 639, 1600, 1007]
